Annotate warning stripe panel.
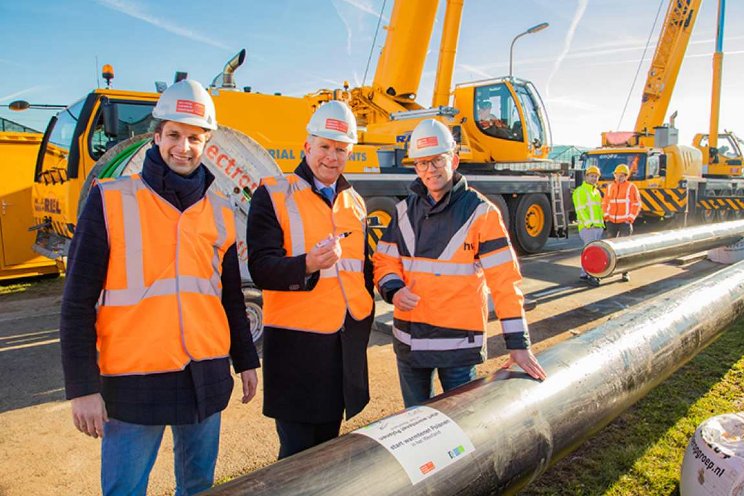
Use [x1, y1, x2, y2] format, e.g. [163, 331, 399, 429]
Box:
[697, 198, 744, 211]
[639, 188, 687, 215]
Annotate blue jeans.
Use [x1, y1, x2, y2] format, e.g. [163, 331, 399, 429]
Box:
[396, 358, 476, 408]
[101, 413, 221, 496]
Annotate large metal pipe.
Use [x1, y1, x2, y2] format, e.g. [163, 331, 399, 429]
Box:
[582, 219, 744, 278]
[206, 261, 744, 496]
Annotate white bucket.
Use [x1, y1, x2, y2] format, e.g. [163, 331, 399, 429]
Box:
[708, 238, 744, 265]
[680, 412, 744, 496]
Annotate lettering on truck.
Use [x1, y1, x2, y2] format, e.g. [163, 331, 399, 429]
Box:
[267, 148, 367, 162]
[34, 198, 62, 214]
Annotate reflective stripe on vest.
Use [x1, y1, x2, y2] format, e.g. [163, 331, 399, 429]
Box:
[96, 175, 234, 376]
[393, 326, 484, 351]
[261, 174, 373, 333]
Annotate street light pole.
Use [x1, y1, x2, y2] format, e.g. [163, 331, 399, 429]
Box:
[1, 101, 66, 111]
[509, 22, 550, 77]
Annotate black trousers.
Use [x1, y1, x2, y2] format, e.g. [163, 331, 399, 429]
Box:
[606, 221, 633, 238]
[275, 418, 342, 459]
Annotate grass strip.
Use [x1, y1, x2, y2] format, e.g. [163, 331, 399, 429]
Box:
[523, 321, 744, 496]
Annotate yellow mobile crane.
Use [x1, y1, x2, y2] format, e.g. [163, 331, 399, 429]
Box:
[691, 0, 743, 179]
[581, 0, 744, 223]
[30, 0, 566, 259]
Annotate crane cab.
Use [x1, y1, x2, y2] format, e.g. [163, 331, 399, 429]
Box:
[693, 132, 744, 177]
[454, 77, 551, 164]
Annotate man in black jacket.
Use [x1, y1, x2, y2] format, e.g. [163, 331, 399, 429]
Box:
[60, 79, 259, 495]
[246, 101, 374, 459]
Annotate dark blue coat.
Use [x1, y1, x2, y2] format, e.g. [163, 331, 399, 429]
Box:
[246, 161, 374, 423]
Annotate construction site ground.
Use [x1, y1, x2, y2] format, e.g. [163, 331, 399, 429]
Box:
[0, 225, 726, 495]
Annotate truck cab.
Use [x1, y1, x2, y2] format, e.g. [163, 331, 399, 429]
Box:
[32, 90, 158, 258]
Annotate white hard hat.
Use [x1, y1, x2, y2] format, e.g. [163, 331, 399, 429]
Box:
[306, 100, 357, 144]
[153, 80, 217, 130]
[408, 119, 456, 159]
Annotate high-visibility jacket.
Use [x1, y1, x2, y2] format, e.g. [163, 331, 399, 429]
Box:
[373, 175, 529, 369]
[261, 174, 373, 333]
[572, 182, 605, 231]
[602, 180, 641, 223]
[96, 174, 236, 376]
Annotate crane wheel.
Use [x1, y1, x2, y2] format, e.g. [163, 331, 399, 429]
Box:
[508, 194, 552, 254]
[365, 196, 398, 253]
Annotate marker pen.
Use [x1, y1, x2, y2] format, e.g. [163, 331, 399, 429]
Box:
[316, 231, 352, 248]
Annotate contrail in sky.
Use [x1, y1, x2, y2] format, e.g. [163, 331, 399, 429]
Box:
[332, 0, 389, 56]
[95, 0, 234, 51]
[545, 0, 588, 98]
[1, 85, 47, 103]
[339, 0, 388, 19]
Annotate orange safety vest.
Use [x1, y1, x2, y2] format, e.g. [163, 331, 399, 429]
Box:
[374, 195, 527, 356]
[96, 175, 235, 376]
[261, 174, 373, 333]
[603, 180, 641, 223]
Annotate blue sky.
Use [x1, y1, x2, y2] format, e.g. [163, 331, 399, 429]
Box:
[1, 0, 742, 147]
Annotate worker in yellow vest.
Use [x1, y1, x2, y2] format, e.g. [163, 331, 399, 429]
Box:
[373, 119, 546, 407]
[246, 101, 374, 459]
[59, 80, 260, 495]
[572, 165, 605, 286]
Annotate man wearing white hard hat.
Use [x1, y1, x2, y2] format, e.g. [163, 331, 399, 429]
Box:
[60, 79, 260, 494]
[246, 100, 374, 458]
[373, 119, 546, 407]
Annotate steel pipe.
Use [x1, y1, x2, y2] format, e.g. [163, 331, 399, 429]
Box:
[582, 219, 744, 278]
[206, 261, 744, 496]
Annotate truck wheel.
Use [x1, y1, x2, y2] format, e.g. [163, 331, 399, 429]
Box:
[365, 196, 398, 252]
[699, 209, 717, 224]
[243, 287, 264, 348]
[508, 194, 552, 254]
[487, 195, 510, 231]
[717, 209, 733, 222]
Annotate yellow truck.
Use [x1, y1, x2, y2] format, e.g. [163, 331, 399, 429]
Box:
[30, 0, 570, 257]
[0, 132, 58, 280]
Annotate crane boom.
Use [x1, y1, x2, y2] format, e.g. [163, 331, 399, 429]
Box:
[634, 0, 701, 144]
[431, 0, 464, 107]
[707, 0, 725, 151]
[371, 0, 437, 100]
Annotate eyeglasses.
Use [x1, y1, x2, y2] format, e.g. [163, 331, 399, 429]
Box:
[413, 155, 448, 172]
